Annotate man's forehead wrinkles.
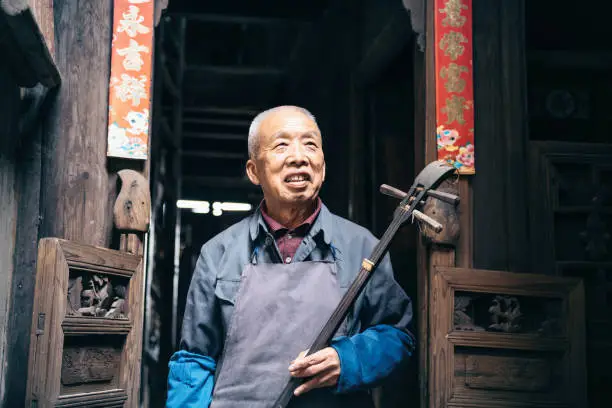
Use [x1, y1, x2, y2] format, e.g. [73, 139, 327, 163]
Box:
[267, 129, 320, 141]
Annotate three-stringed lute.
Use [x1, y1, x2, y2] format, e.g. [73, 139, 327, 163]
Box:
[273, 160, 459, 407]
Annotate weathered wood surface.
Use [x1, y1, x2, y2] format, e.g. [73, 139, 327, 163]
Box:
[119, 233, 146, 408]
[39, 0, 113, 247]
[421, 181, 461, 245]
[471, 0, 530, 273]
[420, 1, 457, 406]
[4, 87, 48, 407]
[0, 59, 19, 407]
[528, 142, 609, 408]
[430, 266, 586, 407]
[61, 346, 121, 385]
[428, 247, 455, 408]
[26, 239, 142, 407]
[60, 239, 141, 277]
[114, 170, 151, 232]
[55, 390, 127, 408]
[463, 355, 551, 391]
[29, 0, 54, 56]
[412, 37, 430, 408]
[26, 239, 66, 407]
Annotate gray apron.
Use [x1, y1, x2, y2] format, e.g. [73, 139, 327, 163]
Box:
[210, 258, 373, 408]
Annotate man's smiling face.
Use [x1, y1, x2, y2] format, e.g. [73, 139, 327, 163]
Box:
[246, 107, 325, 207]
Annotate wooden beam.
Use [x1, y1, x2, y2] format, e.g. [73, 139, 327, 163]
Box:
[183, 117, 251, 127]
[182, 151, 247, 160]
[183, 131, 247, 141]
[185, 64, 285, 76]
[167, 12, 309, 26]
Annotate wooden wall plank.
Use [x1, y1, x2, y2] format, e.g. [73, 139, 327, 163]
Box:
[471, 0, 507, 271]
[419, 0, 439, 405]
[498, 0, 529, 273]
[119, 234, 146, 408]
[39, 0, 113, 247]
[28, 0, 54, 55]
[471, 0, 530, 273]
[3, 87, 46, 406]
[0, 61, 19, 406]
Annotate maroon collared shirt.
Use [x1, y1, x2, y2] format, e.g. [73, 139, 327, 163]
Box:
[260, 198, 322, 264]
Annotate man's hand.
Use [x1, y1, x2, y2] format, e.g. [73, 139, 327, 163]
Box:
[288, 347, 341, 396]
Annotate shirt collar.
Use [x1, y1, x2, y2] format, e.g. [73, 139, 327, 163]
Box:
[260, 197, 322, 233]
[249, 198, 332, 245]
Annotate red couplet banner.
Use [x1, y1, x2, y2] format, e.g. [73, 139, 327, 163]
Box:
[434, 0, 475, 175]
[106, 0, 155, 160]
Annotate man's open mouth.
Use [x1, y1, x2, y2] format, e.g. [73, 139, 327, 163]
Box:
[284, 174, 311, 183]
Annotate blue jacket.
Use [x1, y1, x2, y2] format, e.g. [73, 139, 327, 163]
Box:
[166, 203, 415, 407]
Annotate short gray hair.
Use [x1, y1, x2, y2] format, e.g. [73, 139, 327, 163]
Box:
[248, 105, 317, 158]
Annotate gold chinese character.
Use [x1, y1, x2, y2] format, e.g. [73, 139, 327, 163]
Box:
[439, 31, 468, 61]
[440, 63, 468, 93]
[441, 95, 468, 125]
[439, 0, 468, 28]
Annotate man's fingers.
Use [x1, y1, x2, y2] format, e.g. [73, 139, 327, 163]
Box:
[289, 359, 334, 378]
[293, 369, 338, 396]
[289, 349, 310, 365]
[289, 349, 326, 370]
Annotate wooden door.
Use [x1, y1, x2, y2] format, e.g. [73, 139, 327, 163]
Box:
[25, 239, 143, 407]
[529, 141, 612, 407]
[429, 266, 587, 408]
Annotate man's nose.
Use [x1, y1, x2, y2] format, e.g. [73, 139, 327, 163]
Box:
[287, 142, 307, 165]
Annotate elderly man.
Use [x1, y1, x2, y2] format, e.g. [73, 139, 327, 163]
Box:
[166, 105, 415, 408]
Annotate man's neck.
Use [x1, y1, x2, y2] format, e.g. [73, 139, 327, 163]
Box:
[263, 198, 318, 230]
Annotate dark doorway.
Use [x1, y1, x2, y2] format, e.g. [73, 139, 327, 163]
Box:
[144, 2, 421, 407]
[362, 41, 419, 408]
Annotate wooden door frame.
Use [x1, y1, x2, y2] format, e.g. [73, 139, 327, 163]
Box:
[415, 1, 474, 406]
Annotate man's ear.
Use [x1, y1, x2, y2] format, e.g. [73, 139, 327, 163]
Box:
[322, 161, 326, 183]
[246, 159, 260, 185]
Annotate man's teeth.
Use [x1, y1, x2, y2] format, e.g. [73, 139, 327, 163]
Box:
[286, 175, 307, 182]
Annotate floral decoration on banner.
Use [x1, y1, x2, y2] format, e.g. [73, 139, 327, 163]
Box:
[435, 0, 475, 174]
[106, 0, 154, 160]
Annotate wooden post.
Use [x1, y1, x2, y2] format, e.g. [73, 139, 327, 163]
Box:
[39, 0, 114, 246]
[1, 2, 59, 406]
[415, 1, 440, 406]
[471, 0, 529, 272]
[417, 1, 469, 406]
[0, 58, 21, 408]
[35, 1, 152, 406]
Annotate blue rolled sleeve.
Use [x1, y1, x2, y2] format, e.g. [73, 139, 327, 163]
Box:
[166, 350, 216, 408]
[331, 249, 416, 393]
[331, 325, 414, 393]
[167, 245, 223, 407]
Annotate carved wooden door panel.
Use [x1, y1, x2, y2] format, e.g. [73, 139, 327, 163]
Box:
[429, 266, 586, 408]
[529, 141, 612, 408]
[25, 239, 143, 407]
